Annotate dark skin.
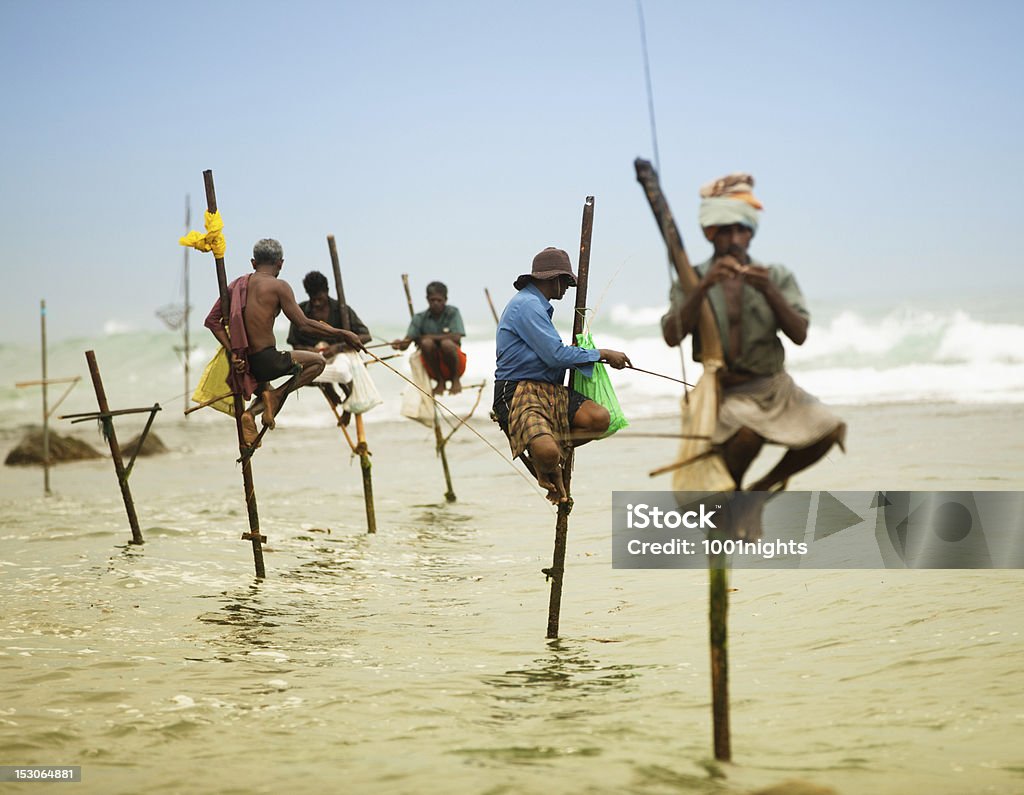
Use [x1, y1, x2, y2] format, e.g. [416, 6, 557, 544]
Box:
[208, 258, 363, 445]
[662, 224, 844, 491]
[390, 290, 465, 395]
[524, 274, 632, 503]
[290, 290, 372, 359]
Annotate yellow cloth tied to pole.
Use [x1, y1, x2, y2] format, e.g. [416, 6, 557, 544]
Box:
[179, 210, 226, 258]
[191, 349, 235, 416]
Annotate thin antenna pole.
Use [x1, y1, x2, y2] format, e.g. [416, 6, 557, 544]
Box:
[183, 194, 191, 418]
[637, 0, 661, 173]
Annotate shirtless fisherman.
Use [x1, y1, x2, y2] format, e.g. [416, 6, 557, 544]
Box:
[204, 238, 364, 446]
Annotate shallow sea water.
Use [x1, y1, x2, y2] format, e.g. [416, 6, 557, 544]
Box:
[1, 406, 1023, 794]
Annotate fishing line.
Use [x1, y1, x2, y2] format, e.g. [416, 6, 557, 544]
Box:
[636, 0, 660, 174]
[621, 364, 694, 388]
[364, 350, 553, 506]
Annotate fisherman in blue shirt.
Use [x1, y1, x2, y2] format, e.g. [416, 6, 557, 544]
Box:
[493, 247, 631, 503]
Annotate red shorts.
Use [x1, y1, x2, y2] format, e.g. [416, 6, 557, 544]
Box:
[422, 347, 467, 381]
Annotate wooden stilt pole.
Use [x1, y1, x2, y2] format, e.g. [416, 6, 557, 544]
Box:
[327, 234, 377, 534]
[635, 159, 733, 759]
[182, 194, 192, 419]
[85, 350, 144, 545]
[484, 288, 499, 325]
[545, 195, 594, 639]
[40, 300, 51, 496]
[202, 170, 266, 578]
[401, 273, 456, 503]
[709, 549, 731, 761]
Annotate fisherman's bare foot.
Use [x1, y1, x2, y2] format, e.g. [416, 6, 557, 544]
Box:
[241, 411, 260, 449]
[538, 471, 569, 504]
[261, 389, 281, 429]
[432, 382, 444, 396]
[449, 377, 462, 396]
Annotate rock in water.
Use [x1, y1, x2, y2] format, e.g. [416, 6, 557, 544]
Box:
[121, 431, 168, 458]
[4, 428, 103, 466]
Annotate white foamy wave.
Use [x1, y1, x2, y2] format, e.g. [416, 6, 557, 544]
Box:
[103, 319, 138, 335]
[935, 311, 1024, 364]
[607, 303, 668, 328]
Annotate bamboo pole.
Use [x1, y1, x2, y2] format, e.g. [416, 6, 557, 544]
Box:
[401, 274, 456, 502]
[484, 288, 499, 325]
[327, 234, 377, 534]
[40, 300, 51, 496]
[545, 195, 594, 639]
[85, 350, 143, 545]
[203, 169, 266, 578]
[634, 159, 731, 760]
[183, 194, 192, 419]
[709, 545, 730, 761]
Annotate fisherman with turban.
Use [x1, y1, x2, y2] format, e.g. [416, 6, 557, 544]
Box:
[661, 174, 845, 491]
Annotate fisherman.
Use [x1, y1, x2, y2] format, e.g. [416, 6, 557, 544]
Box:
[661, 174, 845, 491]
[204, 239, 364, 447]
[287, 270, 372, 406]
[493, 247, 631, 503]
[390, 281, 466, 395]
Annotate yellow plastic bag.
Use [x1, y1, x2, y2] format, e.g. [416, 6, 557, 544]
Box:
[191, 349, 235, 416]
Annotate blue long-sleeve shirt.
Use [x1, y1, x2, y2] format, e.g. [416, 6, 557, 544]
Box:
[494, 283, 599, 384]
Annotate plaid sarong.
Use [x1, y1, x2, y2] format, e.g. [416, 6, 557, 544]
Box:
[507, 380, 570, 460]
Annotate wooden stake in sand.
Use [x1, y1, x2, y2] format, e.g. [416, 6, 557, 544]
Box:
[64, 351, 161, 545]
[401, 273, 456, 503]
[327, 234, 377, 534]
[544, 195, 594, 640]
[202, 169, 267, 578]
[14, 301, 82, 496]
[634, 158, 732, 761]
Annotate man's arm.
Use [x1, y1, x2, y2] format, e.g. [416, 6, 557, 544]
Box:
[391, 312, 421, 350]
[204, 297, 245, 371]
[662, 257, 744, 347]
[277, 282, 364, 349]
[742, 266, 808, 345]
[516, 303, 602, 370]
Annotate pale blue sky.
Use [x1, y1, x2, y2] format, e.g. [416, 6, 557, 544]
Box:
[2, 0, 1022, 343]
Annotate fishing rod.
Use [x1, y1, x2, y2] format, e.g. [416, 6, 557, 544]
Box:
[363, 349, 553, 508]
[621, 363, 693, 388]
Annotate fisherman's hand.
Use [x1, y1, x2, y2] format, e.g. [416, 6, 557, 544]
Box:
[390, 338, 411, 351]
[705, 255, 745, 286]
[230, 353, 246, 372]
[339, 330, 364, 351]
[740, 264, 772, 292]
[599, 349, 632, 370]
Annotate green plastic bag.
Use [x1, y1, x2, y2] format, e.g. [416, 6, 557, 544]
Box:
[572, 332, 629, 437]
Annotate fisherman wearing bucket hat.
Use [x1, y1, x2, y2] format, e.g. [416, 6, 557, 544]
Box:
[493, 247, 631, 503]
[661, 174, 845, 492]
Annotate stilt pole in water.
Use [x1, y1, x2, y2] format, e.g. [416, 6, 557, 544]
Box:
[327, 234, 377, 533]
[709, 551, 731, 760]
[40, 300, 51, 495]
[545, 195, 593, 639]
[84, 350, 144, 545]
[401, 273, 456, 503]
[203, 169, 266, 577]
